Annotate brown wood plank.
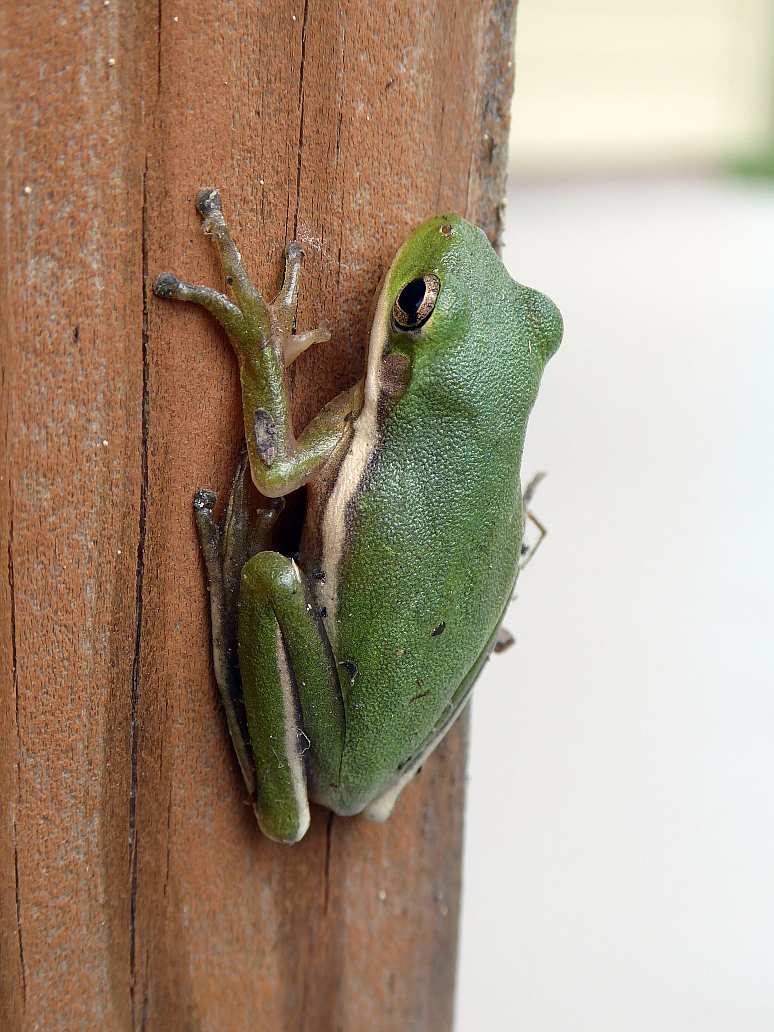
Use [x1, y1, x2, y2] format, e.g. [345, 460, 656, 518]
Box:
[1, 2, 516, 1028]
[0, 2, 156, 1029]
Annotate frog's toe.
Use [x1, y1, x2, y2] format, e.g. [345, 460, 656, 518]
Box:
[284, 327, 331, 366]
[153, 272, 181, 298]
[195, 186, 222, 218]
[193, 488, 217, 513]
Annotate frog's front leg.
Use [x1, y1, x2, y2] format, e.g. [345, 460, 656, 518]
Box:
[154, 188, 359, 499]
[238, 552, 346, 843]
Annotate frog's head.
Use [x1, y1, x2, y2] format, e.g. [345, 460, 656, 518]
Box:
[366, 214, 562, 415]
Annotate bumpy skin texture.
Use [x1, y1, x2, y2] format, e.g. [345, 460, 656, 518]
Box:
[155, 198, 561, 843]
[302, 215, 562, 817]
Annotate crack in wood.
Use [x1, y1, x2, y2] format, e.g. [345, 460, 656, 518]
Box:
[140, 944, 151, 1032]
[162, 783, 173, 901]
[292, 0, 311, 242]
[7, 508, 18, 739]
[13, 842, 26, 1007]
[8, 504, 26, 1007]
[156, 0, 163, 100]
[129, 158, 151, 1024]
[323, 811, 335, 916]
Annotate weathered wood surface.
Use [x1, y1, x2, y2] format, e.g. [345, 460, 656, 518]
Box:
[0, 2, 516, 1028]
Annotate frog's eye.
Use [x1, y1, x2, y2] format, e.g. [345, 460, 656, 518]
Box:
[392, 274, 440, 330]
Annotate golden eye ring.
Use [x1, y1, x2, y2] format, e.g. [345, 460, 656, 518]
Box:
[392, 274, 441, 330]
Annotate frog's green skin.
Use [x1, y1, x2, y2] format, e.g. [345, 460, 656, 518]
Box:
[154, 189, 561, 843]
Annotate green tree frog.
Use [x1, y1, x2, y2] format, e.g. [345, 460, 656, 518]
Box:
[154, 189, 561, 843]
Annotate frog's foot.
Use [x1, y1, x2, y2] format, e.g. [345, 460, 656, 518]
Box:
[519, 471, 548, 570]
[154, 273, 245, 340]
[494, 625, 515, 653]
[192, 451, 294, 811]
[153, 188, 330, 367]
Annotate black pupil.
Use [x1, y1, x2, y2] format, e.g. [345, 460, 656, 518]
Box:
[398, 278, 426, 322]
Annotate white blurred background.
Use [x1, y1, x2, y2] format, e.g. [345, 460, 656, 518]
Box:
[457, 2, 774, 1029]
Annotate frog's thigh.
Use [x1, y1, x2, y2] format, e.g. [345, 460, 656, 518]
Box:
[238, 551, 345, 844]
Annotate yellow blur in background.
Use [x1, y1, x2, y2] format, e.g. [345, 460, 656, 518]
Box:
[510, 0, 774, 173]
[457, 4, 774, 1030]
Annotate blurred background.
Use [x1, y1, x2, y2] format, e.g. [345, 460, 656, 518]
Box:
[457, 1, 774, 1028]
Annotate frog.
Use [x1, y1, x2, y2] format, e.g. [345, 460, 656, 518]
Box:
[153, 188, 562, 843]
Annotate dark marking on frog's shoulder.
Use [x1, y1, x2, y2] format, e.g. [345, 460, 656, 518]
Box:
[254, 408, 278, 466]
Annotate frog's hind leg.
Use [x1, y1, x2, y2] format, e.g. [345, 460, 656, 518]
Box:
[193, 453, 284, 798]
[519, 471, 548, 570]
[238, 551, 346, 844]
[193, 477, 256, 796]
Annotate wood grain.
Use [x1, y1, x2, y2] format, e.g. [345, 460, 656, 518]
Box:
[0, 2, 517, 1028]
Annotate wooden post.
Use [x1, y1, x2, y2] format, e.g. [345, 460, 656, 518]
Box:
[1, 2, 516, 1028]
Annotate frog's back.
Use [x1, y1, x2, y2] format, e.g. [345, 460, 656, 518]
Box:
[333, 386, 522, 805]
[305, 214, 561, 814]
